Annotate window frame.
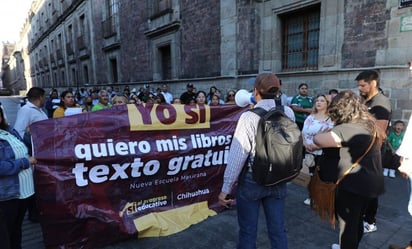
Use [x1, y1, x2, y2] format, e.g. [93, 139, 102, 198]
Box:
[281, 5, 320, 71]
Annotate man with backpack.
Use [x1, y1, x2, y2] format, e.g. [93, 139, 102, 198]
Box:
[219, 72, 298, 249]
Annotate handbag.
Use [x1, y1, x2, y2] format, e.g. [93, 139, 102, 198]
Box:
[308, 131, 377, 225]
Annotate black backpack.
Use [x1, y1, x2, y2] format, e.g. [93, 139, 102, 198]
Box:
[249, 106, 303, 186]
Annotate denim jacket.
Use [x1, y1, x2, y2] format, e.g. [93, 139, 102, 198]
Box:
[0, 129, 30, 201]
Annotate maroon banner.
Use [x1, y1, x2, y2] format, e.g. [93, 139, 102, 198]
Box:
[31, 104, 245, 248]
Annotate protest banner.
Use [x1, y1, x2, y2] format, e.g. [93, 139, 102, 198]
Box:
[30, 103, 245, 248]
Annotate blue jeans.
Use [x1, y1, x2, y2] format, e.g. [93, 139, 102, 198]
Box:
[236, 172, 288, 249]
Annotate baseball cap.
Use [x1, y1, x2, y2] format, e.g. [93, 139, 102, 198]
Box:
[187, 83, 194, 88]
[254, 73, 280, 97]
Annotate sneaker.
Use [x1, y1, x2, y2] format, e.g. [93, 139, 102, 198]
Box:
[383, 168, 389, 176]
[363, 221, 377, 233]
[331, 243, 340, 249]
[389, 169, 396, 178]
[303, 198, 311, 205]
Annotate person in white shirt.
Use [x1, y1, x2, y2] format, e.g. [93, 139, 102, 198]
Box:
[218, 72, 295, 249]
[13, 87, 48, 223]
[389, 115, 412, 249]
[160, 84, 173, 104]
[14, 87, 48, 141]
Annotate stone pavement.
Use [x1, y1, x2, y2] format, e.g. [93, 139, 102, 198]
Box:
[22, 174, 412, 249]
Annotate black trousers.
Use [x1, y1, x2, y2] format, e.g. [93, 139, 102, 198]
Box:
[27, 194, 39, 221]
[335, 188, 370, 249]
[363, 198, 378, 224]
[0, 198, 29, 249]
[0, 208, 11, 249]
[382, 150, 401, 170]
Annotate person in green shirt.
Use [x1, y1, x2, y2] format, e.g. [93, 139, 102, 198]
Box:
[91, 89, 112, 111]
[290, 83, 313, 130]
[383, 120, 405, 178]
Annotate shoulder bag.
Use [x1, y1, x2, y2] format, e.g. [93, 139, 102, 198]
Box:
[308, 130, 377, 225]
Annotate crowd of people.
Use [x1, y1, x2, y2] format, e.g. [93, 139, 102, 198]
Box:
[219, 70, 410, 249]
[0, 82, 242, 249]
[41, 83, 242, 118]
[0, 70, 410, 249]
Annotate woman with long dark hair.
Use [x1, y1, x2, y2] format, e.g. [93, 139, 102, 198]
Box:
[53, 90, 85, 118]
[313, 90, 384, 249]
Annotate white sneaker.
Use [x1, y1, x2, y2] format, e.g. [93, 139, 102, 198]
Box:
[383, 168, 389, 176]
[389, 169, 396, 178]
[363, 221, 377, 233]
[303, 198, 311, 205]
[331, 243, 340, 249]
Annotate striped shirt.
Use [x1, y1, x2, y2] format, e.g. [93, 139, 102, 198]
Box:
[221, 99, 295, 194]
[0, 130, 34, 199]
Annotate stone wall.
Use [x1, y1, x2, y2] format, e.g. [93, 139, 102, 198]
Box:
[180, 0, 221, 78]
[342, 0, 390, 68]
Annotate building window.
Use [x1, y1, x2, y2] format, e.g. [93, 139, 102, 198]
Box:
[83, 65, 89, 83]
[53, 72, 57, 87]
[78, 14, 87, 50]
[150, 33, 179, 81]
[71, 68, 76, 86]
[60, 70, 65, 87]
[67, 24, 74, 55]
[57, 33, 63, 60]
[103, 0, 119, 38]
[150, 0, 172, 19]
[281, 5, 320, 71]
[159, 45, 171, 80]
[109, 58, 118, 83]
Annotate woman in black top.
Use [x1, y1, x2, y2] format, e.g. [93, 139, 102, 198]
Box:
[312, 90, 384, 249]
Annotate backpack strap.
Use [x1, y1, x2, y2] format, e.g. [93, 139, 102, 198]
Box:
[275, 105, 285, 113]
[250, 105, 285, 117]
[249, 107, 267, 117]
[240, 107, 268, 183]
[242, 105, 283, 180]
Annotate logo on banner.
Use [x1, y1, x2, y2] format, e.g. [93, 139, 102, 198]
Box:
[127, 104, 211, 130]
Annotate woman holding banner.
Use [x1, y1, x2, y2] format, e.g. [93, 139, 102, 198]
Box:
[53, 90, 86, 118]
[0, 107, 37, 249]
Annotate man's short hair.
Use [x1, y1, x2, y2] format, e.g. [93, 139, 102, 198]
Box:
[298, 83, 308, 89]
[328, 89, 338, 95]
[355, 70, 380, 86]
[27, 87, 45, 101]
[393, 120, 405, 126]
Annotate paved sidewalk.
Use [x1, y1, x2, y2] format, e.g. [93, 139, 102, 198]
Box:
[23, 173, 412, 249]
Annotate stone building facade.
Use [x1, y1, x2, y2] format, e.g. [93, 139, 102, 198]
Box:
[3, 0, 412, 120]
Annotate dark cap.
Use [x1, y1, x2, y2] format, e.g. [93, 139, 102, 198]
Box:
[254, 73, 280, 98]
